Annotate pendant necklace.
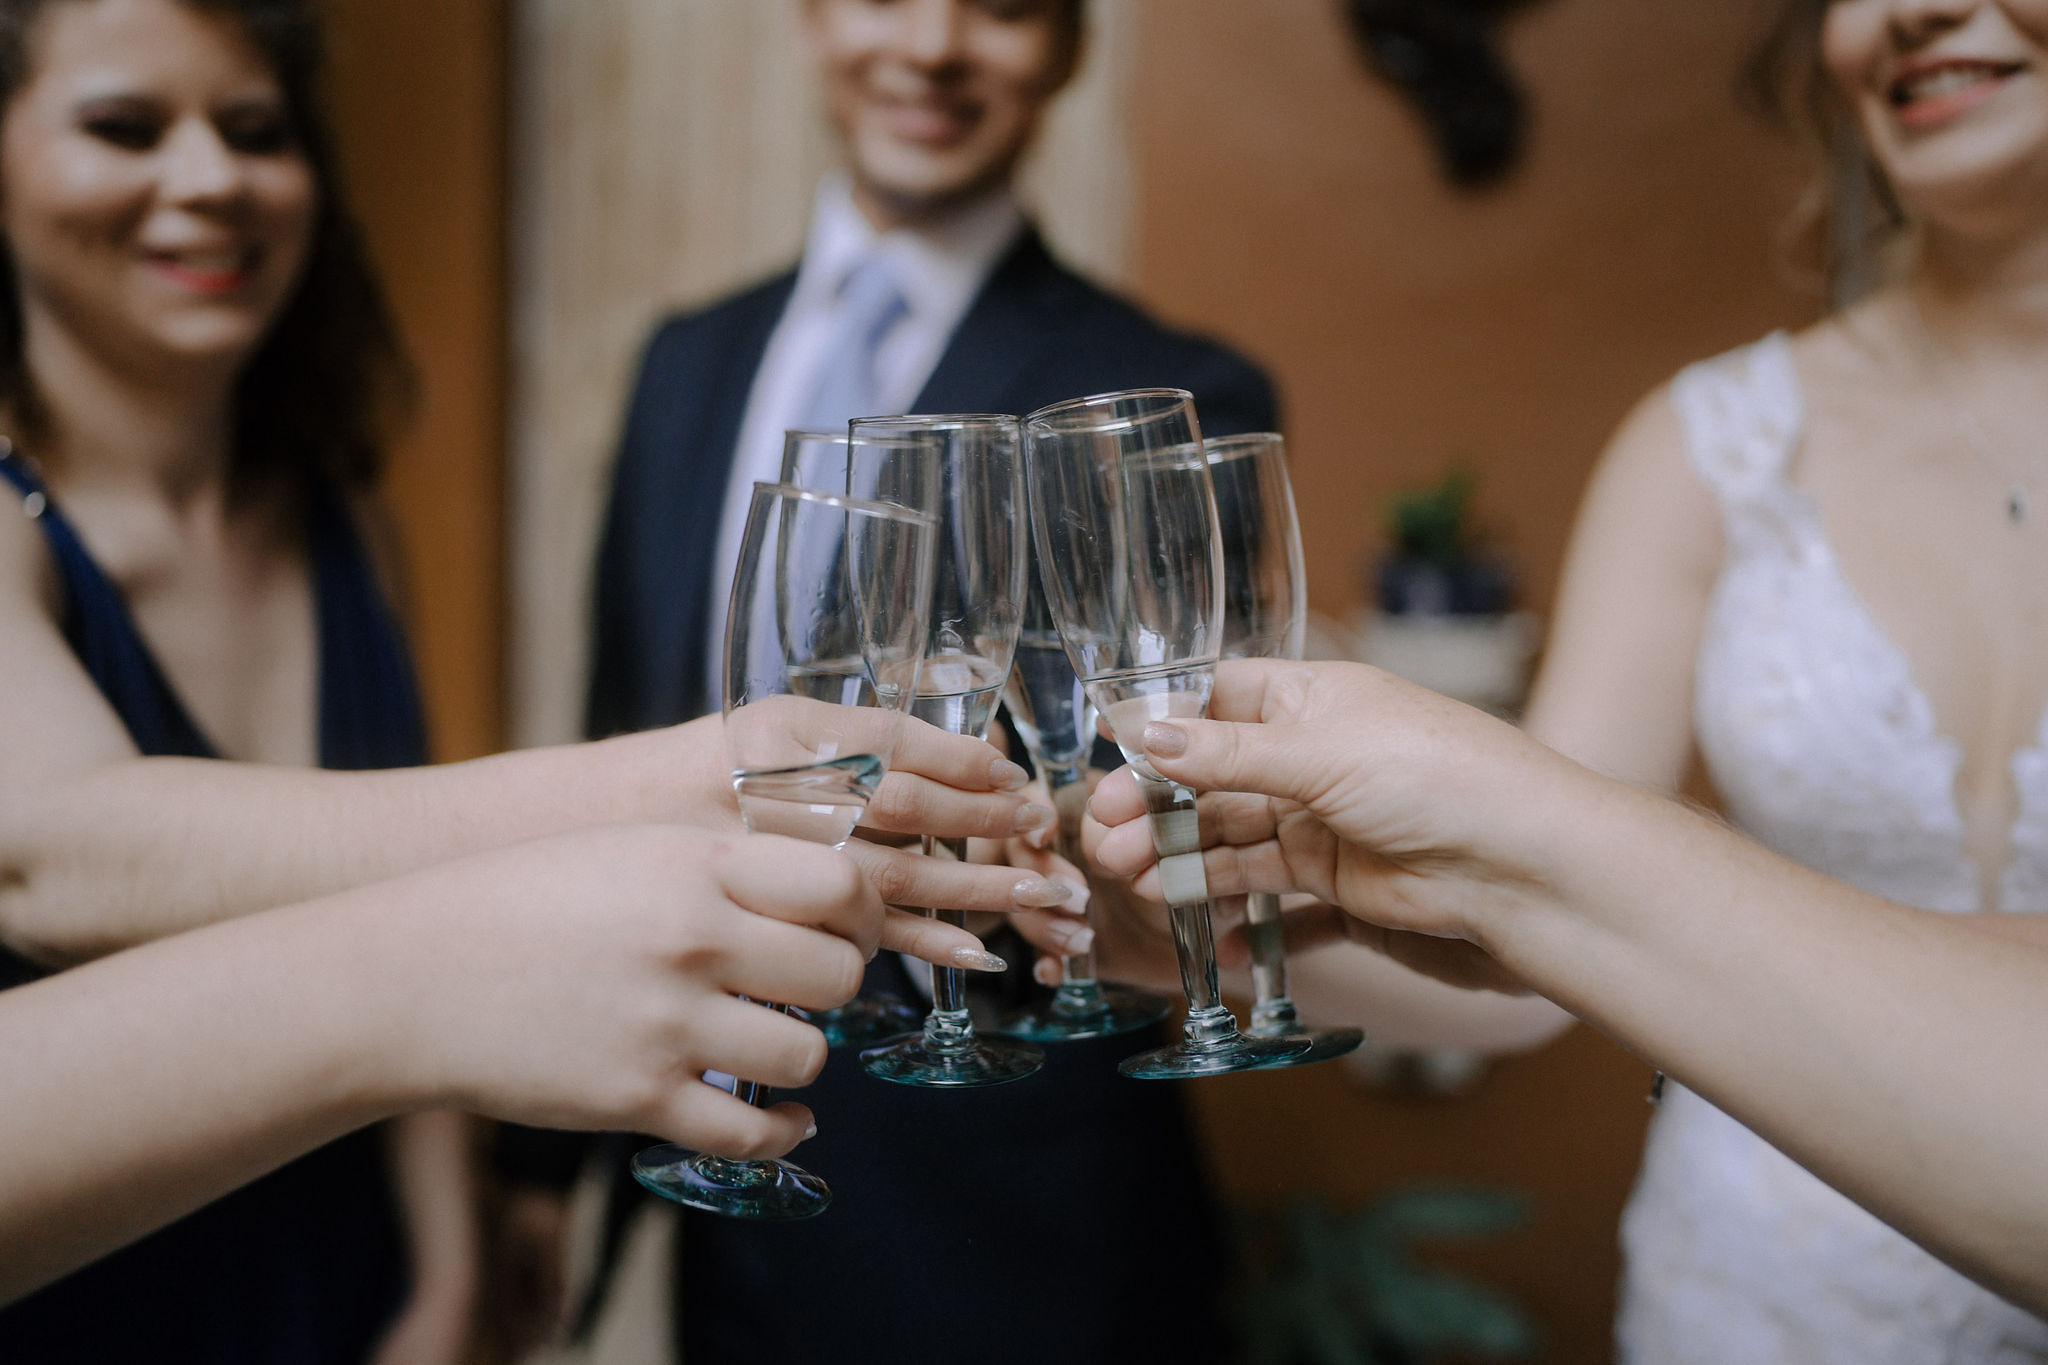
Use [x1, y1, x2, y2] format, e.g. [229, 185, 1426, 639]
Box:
[1908, 296, 2042, 527]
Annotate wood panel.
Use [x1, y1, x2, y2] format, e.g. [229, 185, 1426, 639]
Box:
[325, 0, 509, 762]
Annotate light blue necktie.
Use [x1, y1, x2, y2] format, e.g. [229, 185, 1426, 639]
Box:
[796, 252, 911, 432]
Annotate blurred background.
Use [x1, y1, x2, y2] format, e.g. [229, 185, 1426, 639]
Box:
[322, 0, 1814, 1358]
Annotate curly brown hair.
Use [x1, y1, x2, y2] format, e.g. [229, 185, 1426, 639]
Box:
[1744, 0, 1909, 304]
[0, 0, 412, 494]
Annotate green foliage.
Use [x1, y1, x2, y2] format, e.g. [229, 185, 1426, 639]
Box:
[1386, 469, 1478, 566]
[1230, 1186, 1538, 1365]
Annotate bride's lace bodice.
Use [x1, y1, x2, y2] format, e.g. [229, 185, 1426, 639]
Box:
[1616, 334, 2048, 1364]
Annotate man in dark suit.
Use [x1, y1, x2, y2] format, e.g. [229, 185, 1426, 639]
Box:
[582, 1, 1278, 1360]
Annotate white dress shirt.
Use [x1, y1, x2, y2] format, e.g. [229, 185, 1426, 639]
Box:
[702, 172, 1025, 707]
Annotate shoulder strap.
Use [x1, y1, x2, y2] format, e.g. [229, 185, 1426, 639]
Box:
[0, 448, 215, 759]
[1671, 331, 1805, 509]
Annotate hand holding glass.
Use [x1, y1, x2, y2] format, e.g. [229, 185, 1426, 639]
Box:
[1024, 389, 1309, 1078]
[631, 483, 933, 1217]
[853, 415, 1046, 1089]
[1208, 431, 1362, 1067]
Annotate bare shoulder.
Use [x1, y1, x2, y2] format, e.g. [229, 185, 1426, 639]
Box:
[1578, 375, 1721, 574]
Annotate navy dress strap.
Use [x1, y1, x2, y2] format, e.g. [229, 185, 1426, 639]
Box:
[0, 447, 420, 1364]
[0, 450, 214, 759]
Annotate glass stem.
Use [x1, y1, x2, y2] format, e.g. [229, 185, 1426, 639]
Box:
[922, 836, 975, 1050]
[1139, 772, 1240, 1048]
[1042, 762, 1106, 1012]
[1245, 893, 1301, 1034]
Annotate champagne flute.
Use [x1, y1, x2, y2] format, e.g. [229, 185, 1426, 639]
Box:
[996, 555, 1173, 1042]
[1208, 432, 1362, 1067]
[1024, 389, 1309, 1079]
[854, 414, 1046, 1089]
[769, 428, 927, 1049]
[632, 482, 934, 1218]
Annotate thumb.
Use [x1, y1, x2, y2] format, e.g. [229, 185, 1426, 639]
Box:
[1137, 715, 1336, 808]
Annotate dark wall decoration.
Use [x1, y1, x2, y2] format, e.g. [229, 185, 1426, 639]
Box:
[1344, 0, 1546, 188]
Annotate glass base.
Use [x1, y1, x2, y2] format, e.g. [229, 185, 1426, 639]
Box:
[1244, 1025, 1365, 1069]
[800, 995, 926, 1050]
[860, 1032, 1044, 1088]
[630, 1144, 830, 1220]
[996, 984, 1173, 1043]
[1119, 1031, 1313, 1080]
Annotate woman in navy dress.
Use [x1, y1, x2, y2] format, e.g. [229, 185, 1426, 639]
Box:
[0, 0, 472, 1358]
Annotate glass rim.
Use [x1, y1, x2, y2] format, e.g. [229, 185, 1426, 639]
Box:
[748, 479, 935, 525]
[782, 428, 848, 445]
[1203, 431, 1285, 465]
[1023, 387, 1196, 434]
[847, 412, 1021, 434]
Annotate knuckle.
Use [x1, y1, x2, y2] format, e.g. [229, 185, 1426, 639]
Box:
[863, 851, 917, 906]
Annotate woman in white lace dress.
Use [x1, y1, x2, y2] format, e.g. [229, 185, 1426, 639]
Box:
[1523, 0, 2048, 1358]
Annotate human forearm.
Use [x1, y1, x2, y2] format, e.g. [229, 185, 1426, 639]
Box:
[375, 1112, 481, 1365]
[0, 893, 408, 1303]
[1276, 939, 1573, 1053]
[1480, 777, 2048, 1311]
[1093, 659, 2048, 1309]
[0, 822, 903, 1305]
[0, 727, 723, 964]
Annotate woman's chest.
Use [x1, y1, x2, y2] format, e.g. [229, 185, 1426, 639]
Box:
[1697, 447, 2048, 909]
[95, 514, 319, 768]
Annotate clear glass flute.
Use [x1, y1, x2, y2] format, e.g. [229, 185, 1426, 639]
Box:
[1207, 432, 1363, 1068]
[996, 556, 1173, 1042]
[1024, 389, 1309, 1079]
[766, 428, 926, 1050]
[632, 482, 934, 1218]
[854, 414, 1046, 1089]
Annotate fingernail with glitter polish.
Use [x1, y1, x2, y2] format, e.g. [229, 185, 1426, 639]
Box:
[1014, 803, 1054, 834]
[1012, 876, 1073, 907]
[1143, 722, 1188, 758]
[953, 947, 1008, 973]
[991, 758, 1031, 791]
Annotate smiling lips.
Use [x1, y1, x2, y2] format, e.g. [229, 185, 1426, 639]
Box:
[1889, 59, 2028, 130]
[142, 247, 259, 297]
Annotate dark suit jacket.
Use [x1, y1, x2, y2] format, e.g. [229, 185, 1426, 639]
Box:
[585, 228, 1278, 1365]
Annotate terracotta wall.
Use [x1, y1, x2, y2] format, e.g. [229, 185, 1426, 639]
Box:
[325, 0, 509, 762]
[1124, 1, 1814, 1358]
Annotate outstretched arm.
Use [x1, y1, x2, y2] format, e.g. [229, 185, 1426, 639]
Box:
[1090, 658, 2048, 1314]
[0, 824, 886, 1306]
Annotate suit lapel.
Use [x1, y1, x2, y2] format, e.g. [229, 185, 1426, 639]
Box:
[914, 231, 1064, 416]
[668, 274, 794, 718]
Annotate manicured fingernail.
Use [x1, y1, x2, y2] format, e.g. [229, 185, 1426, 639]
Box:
[1014, 802, 1054, 834]
[804, 1121, 818, 1142]
[1053, 920, 1096, 955]
[1143, 722, 1187, 758]
[953, 947, 1009, 972]
[992, 758, 1031, 791]
[1012, 875, 1074, 907]
[1034, 957, 1062, 988]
